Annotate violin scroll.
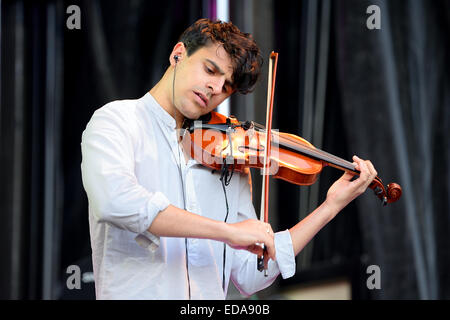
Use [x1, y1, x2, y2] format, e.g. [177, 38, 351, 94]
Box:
[386, 183, 402, 204]
[371, 179, 402, 206]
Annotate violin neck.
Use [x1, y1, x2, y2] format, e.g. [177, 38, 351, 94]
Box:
[274, 134, 358, 174]
[240, 121, 359, 175]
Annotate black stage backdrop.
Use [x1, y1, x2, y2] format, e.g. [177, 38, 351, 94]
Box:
[272, 0, 450, 300]
[0, 0, 449, 300]
[333, 0, 450, 299]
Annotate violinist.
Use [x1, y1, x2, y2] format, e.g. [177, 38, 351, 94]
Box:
[81, 18, 378, 300]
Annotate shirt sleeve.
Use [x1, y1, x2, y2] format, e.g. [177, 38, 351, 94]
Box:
[80, 103, 169, 250]
[229, 169, 296, 297]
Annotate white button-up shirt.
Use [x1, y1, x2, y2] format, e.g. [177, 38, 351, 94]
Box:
[81, 92, 295, 300]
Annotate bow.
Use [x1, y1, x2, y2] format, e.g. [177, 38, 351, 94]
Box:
[257, 52, 279, 276]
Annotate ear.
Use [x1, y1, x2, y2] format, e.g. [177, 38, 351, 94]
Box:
[170, 42, 186, 66]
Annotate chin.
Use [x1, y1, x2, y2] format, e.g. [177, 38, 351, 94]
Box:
[180, 109, 201, 121]
[180, 99, 213, 120]
[187, 106, 209, 120]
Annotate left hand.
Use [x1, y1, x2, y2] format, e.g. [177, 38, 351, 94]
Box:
[325, 155, 378, 213]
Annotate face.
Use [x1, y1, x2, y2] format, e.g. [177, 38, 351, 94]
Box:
[172, 43, 234, 120]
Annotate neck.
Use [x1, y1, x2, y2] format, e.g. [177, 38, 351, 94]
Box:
[149, 68, 185, 128]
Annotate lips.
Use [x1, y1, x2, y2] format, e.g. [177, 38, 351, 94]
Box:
[194, 91, 209, 107]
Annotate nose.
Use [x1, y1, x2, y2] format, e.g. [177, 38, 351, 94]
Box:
[207, 77, 225, 95]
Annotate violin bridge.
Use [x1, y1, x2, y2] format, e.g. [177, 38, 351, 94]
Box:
[247, 126, 255, 140]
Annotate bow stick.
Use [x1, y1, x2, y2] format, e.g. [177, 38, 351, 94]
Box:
[257, 52, 279, 276]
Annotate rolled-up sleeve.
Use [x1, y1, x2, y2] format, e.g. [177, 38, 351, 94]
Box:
[81, 104, 169, 249]
[230, 170, 296, 297]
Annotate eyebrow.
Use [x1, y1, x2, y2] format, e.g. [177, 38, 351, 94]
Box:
[205, 59, 234, 88]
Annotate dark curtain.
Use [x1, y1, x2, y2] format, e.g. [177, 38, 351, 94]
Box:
[272, 0, 450, 300]
[0, 0, 63, 300]
[334, 0, 450, 299]
[273, 0, 367, 298]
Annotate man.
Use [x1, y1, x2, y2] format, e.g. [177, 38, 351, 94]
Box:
[81, 19, 377, 299]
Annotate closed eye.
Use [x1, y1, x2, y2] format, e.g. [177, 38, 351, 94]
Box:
[205, 66, 214, 75]
[204, 61, 233, 93]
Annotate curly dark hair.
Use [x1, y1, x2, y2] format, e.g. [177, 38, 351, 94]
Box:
[179, 18, 263, 94]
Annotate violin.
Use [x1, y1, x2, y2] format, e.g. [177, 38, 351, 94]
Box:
[180, 51, 401, 276]
[180, 111, 402, 206]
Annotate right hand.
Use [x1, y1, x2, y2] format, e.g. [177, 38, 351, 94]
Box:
[225, 219, 276, 263]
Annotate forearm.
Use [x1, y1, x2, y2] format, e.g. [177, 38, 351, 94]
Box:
[148, 204, 230, 242]
[289, 156, 378, 256]
[289, 200, 339, 256]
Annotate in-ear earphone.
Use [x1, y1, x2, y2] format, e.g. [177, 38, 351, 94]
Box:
[174, 55, 179, 63]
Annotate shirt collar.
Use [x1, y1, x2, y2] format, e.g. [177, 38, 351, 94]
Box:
[142, 92, 200, 167]
[142, 92, 177, 130]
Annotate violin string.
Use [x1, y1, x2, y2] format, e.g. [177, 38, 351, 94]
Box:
[252, 123, 338, 164]
[251, 123, 385, 186]
[252, 124, 356, 171]
[248, 124, 389, 200]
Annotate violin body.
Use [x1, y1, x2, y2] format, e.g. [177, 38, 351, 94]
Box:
[181, 111, 321, 185]
[181, 111, 402, 205]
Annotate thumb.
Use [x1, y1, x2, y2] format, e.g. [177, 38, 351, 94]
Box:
[246, 244, 264, 256]
[339, 171, 355, 181]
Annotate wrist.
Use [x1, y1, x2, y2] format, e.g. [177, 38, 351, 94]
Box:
[216, 221, 232, 244]
[321, 198, 342, 221]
